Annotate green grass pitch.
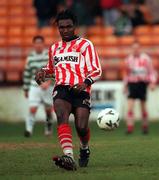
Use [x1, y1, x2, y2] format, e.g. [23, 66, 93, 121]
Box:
[0, 121, 159, 180]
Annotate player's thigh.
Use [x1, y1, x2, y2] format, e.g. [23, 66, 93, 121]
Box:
[74, 107, 90, 129]
[53, 85, 73, 124]
[73, 91, 91, 128]
[44, 104, 52, 114]
[54, 98, 72, 124]
[28, 86, 41, 107]
[127, 98, 135, 111]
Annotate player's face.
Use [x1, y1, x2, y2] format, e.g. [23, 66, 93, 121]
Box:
[57, 19, 75, 42]
[33, 39, 44, 53]
[132, 43, 140, 56]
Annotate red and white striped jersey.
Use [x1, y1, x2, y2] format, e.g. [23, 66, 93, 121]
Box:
[43, 37, 102, 93]
[124, 53, 157, 84]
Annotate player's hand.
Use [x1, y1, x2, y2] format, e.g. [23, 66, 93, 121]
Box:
[40, 80, 51, 90]
[35, 69, 46, 85]
[149, 83, 156, 91]
[71, 83, 88, 93]
[24, 90, 28, 98]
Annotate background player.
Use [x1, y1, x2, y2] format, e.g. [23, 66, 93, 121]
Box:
[35, 10, 102, 170]
[123, 41, 157, 134]
[23, 35, 54, 137]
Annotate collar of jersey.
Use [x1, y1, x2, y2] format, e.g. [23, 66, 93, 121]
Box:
[62, 35, 80, 43]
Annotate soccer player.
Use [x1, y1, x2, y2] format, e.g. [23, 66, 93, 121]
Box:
[23, 35, 54, 137]
[124, 41, 157, 134]
[35, 10, 102, 170]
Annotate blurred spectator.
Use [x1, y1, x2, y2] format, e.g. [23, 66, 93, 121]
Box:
[59, 0, 102, 26]
[120, 2, 147, 27]
[122, 0, 131, 4]
[56, 0, 102, 37]
[100, 0, 122, 26]
[146, 0, 159, 24]
[33, 0, 59, 28]
[130, 6, 146, 27]
[68, 0, 94, 26]
[94, 15, 104, 26]
[131, 0, 145, 4]
[90, 0, 103, 26]
[114, 10, 132, 36]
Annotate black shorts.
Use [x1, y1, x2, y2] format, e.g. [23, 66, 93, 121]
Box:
[127, 82, 148, 101]
[53, 85, 91, 111]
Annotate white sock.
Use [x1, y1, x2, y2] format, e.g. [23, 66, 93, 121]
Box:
[25, 113, 35, 133]
[65, 153, 74, 160]
[80, 142, 89, 150]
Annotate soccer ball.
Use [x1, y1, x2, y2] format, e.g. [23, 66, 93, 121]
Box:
[97, 108, 120, 130]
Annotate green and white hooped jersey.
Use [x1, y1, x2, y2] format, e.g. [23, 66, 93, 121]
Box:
[23, 50, 51, 90]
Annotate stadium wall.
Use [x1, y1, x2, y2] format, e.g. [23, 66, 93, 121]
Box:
[0, 81, 159, 122]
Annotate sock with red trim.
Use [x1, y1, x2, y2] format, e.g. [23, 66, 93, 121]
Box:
[142, 111, 148, 131]
[127, 125, 134, 133]
[126, 111, 134, 133]
[58, 124, 74, 158]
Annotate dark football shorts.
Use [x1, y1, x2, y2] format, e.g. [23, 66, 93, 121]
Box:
[53, 85, 91, 112]
[127, 82, 148, 101]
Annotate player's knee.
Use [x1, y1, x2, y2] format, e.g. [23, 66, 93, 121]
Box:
[54, 100, 71, 124]
[30, 107, 37, 114]
[127, 110, 133, 118]
[55, 108, 69, 124]
[142, 111, 148, 118]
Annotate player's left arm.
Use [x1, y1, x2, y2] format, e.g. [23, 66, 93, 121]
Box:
[84, 42, 102, 86]
[73, 41, 102, 91]
[147, 55, 157, 90]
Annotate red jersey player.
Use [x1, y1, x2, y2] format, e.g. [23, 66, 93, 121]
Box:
[35, 10, 102, 170]
[124, 41, 157, 134]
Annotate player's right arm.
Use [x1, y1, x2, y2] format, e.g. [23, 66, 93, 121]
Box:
[146, 54, 157, 90]
[23, 56, 32, 98]
[35, 45, 55, 85]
